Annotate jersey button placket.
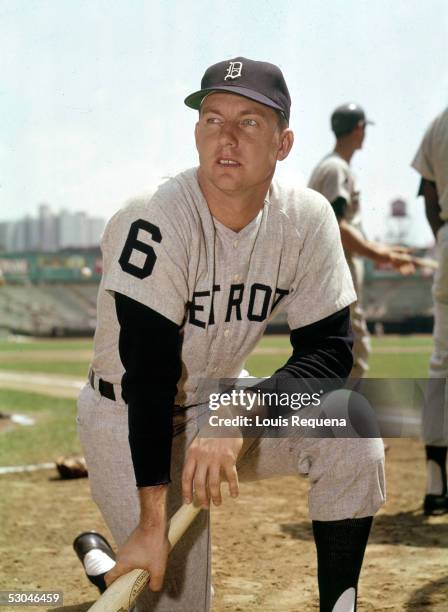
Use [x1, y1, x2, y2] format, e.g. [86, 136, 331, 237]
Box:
[227, 242, 242, 364]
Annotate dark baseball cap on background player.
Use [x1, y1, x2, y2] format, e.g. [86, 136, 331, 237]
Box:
[184, 56, 291, 122]
[331, 103, 375, 137]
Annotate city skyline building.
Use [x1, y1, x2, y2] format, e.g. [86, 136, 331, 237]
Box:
[0, 204, 105, 253]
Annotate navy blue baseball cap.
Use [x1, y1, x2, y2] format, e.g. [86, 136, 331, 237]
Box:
[331, 103, 374, 137]
[184, 56, 291, 122]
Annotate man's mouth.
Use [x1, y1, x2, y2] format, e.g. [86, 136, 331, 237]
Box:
[217, 158, 241, 166]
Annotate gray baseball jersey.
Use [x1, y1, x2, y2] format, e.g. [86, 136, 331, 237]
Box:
[412, 107, 448, 221]
[91, 167, 356, 406]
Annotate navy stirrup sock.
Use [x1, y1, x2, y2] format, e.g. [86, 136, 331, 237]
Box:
[312, 516, 373, 612]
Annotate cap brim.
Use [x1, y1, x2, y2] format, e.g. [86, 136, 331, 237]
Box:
[184, 86, 285, 115]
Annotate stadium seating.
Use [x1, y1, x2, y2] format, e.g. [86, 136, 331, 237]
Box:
[0, 276, 435, 337]
[0, 284, 98, 336]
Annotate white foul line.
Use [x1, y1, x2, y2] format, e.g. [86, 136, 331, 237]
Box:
[0, 462, 55, 475]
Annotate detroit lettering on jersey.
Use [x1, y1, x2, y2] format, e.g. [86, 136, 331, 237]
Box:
[188, 284, 289, 327]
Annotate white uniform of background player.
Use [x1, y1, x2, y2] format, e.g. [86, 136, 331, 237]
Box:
[309, 140, 370, 377]
[76, 59, 385, 611]
[309, 104, 415, 379]
[412, 107, 448, 515]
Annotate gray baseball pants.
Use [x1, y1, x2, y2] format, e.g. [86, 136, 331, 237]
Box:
[424, 223, 448, 445]
[77, 382, 385, 611]
[346, 253, 371, 378]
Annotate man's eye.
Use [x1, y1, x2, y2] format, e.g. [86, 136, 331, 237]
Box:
[241, 119, 258, 127]
[206, 117, 221, 124]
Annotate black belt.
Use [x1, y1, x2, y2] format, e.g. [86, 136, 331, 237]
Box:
[89, 368, 116, 401]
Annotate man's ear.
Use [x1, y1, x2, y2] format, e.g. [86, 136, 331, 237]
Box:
[194, 122, 199, 150]
[277, 129, 294, 161]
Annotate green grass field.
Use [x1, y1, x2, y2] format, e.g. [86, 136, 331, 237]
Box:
[0, 360, 90, 376]
[246, 334, 432, 378]
[0, 339, 93, 352]
[0, 335, 432, 379]
[0, 334, 433, 466]
[0, 389, 79, 466]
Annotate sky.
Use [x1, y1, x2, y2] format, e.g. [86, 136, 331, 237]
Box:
[1, 0, 447, 246]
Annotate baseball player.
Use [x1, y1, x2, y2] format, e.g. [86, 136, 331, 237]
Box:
[412, 107, 448, 515]
[76, 58, 385, 611]
[309, 104, 414, 378]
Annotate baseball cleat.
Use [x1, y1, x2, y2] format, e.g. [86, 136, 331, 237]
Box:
[423, 493, 448, 516]
[73, 531, 116, 594]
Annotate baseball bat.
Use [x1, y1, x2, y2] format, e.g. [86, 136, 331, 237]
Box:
[410, 256, 438, 270]
[88, 500, 203, 612]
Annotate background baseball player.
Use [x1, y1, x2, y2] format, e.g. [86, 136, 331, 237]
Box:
[308, 104, 414, 378]
[412, 107, 448, 515]
[75, 58, 385, 611]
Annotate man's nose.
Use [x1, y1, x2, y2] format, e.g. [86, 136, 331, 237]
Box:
[218, 122, 238, 146]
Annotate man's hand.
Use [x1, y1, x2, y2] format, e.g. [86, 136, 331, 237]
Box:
[339, 221, 416, 274]
[387, 247, 416, 275]
[182, 432, 244, 508]
[376, 245, 416, 275]
[105, 523, 169, 592]
[105, 485, 169, 592]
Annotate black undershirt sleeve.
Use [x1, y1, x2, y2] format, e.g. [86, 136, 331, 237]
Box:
[249, 307, 353, 411]
[115, 292, 182, 488]
[417, 177, 437, 196]
[331, 196, 348, 221]
[275, 306, 353, 380]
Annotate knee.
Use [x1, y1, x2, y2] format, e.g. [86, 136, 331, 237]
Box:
[327, 437, 384, 473]
[433, 283, 448, 304]
[320, 389, 381, 438]
[308, 438, 386, 520]
[349, 437, 385, 468]
[433, 254, 448, 303]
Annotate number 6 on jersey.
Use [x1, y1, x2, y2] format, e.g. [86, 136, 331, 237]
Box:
[118, 219, 162, 279]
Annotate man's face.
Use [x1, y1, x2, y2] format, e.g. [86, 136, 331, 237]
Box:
[354, 122, 366, 149]
[195, 92, 293, 195]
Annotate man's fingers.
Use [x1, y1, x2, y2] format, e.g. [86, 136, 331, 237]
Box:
[181, 456, 196, 503]
[106, 564, 165, 593]
[104, 563, 126, 588]
[193, 464, 210, 508]
[224, 463, 239, 498]
[398, 262, 416, 276]
[148, 570, 165, 592]
[208, 465, 222, 506]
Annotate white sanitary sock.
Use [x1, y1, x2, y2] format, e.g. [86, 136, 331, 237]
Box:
[332, 587, 355, 612]
[426, 459, 444, 495]
[83, 549, 116, 576]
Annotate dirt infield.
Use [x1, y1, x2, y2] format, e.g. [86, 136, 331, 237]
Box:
[0, 438, 447, 611]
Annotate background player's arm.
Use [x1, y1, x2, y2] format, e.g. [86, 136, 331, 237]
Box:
[419, 178, 443, 239]
[331, 197, 414, 272]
